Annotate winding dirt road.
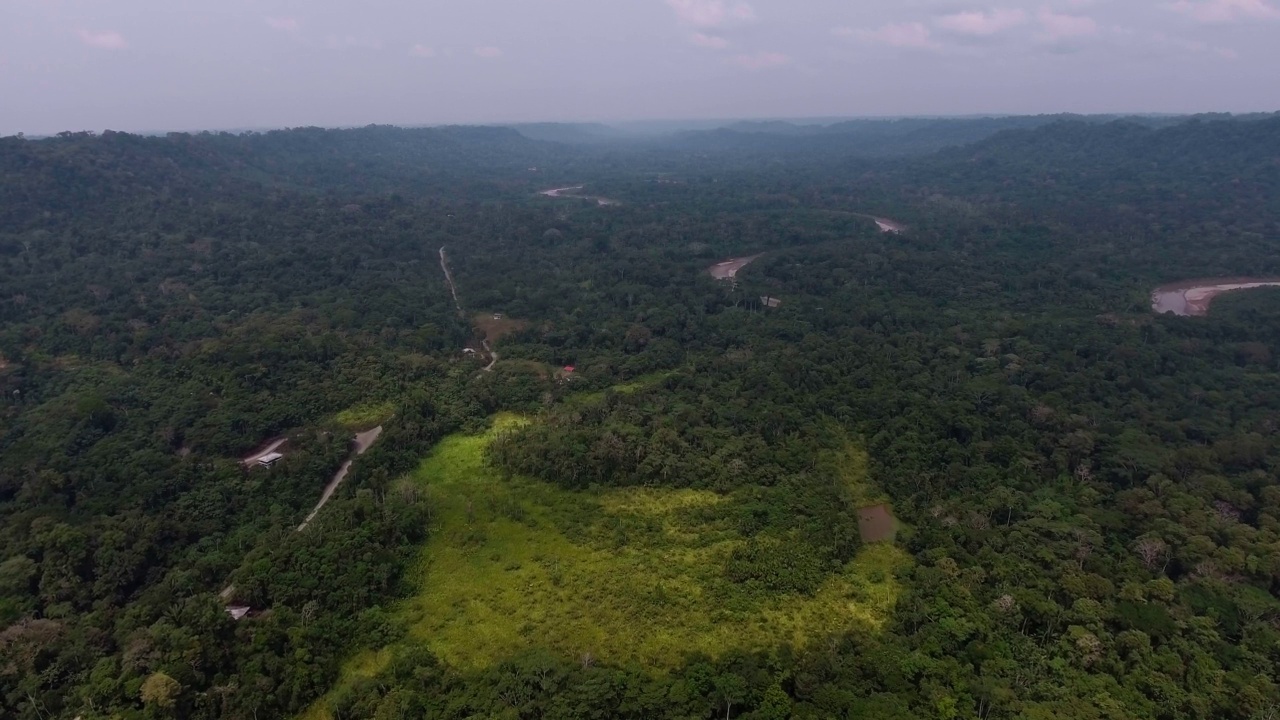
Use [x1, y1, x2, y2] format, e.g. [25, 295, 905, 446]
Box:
[439, 246, 499, 372]
[297, 426, 384, 531]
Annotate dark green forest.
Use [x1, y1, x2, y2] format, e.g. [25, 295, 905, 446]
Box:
[3, 114, 1280, 719]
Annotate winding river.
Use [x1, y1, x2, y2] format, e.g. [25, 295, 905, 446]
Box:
[538, 186, 619, 206]
[1152, 278, 1280, 316]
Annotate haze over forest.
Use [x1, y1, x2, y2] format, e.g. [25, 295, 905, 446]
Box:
[4, 2, 1280, 720]
[5, 0, 1280, 135]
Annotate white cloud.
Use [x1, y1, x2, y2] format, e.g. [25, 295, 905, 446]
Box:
[1038, 9, 1099, 40]
[76, 30, 127, 50]
[732, 51, 790, 69]
[1172, 0, 1280, 22]
[855, 22, 938, 49]
[1145, 30, 1242, 58]
[474, 46, 503, 58]
[690, 32, 729, 49]
[935, 8, 1027, 35]
[264, 16, 299, 33]
[325, 35, 383, 51]
[665, 0, 756, 28]
[409, 44, 436, 58]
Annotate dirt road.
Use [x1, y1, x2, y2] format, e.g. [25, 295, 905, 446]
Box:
[240, 438, 286, 466]
[297, 426, 384, 531]
[872, 217, 905, 234]
[481, 339, 499, 372]
[439, 247, 500, 372]
[709, 255, 763, 281]
[439, 247, 462, 313]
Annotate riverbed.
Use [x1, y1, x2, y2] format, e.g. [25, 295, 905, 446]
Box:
[1151, 278, 1280, 316]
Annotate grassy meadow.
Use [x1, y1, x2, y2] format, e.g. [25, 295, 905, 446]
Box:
[302, 411, 908, 718]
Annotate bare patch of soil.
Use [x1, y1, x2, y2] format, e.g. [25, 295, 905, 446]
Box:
[1152, 277, 1280, 316]
[872, 217, 905, 234]
[474, 314, 527, 344]
[857, 503, 897, 543]
[708, 254, 763, 281]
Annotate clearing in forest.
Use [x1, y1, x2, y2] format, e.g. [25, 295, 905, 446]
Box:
[303, 413, 908, 717]
[825, 439, 899, 543]
[473, 312, 527, 344]
[240, 437, 287, 466]
[708, 254, 762, 281]
[332, 401, 395, 431]
[1151, 277, 1280, 317]
[871, 217, 905, 234]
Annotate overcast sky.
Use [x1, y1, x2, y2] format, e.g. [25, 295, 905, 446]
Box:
[2, 0, 1278, 135]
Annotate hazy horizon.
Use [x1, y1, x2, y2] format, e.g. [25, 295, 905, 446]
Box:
[5, 0, 1280, 136]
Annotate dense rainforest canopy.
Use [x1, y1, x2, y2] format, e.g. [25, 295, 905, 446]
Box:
[2, 114, 1280, 719]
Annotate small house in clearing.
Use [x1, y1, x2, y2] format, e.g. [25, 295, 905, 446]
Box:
[761, 296, 782, 308]
[226, 606, 251, 621]
[257, 452, 284, 468]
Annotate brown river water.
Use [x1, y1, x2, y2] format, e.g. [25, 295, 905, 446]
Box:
[1151, 278, 1280, 316]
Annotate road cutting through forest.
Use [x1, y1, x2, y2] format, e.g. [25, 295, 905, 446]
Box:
[439, 246, 499, 372]
[1151, 278, 1280, 316]
[298, 426, 384, 531]
[438, 247, 462, 313]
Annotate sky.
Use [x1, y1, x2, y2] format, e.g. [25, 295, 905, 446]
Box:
[2, 0, 1278, 135]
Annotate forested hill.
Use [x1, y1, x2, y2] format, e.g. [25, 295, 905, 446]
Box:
[928, 115, 1280, 188]
[4, 116, 1280, 720]
[0, 125, 560, 226]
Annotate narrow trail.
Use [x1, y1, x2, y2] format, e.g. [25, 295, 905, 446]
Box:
[439, 247, 462, 313]
[439, 246, 498, 373]
[297, 426, 384, 531]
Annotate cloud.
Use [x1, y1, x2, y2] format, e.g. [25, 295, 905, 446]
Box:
[409, 44, 436, 58]
[690, 32, 729, 49]
[935, 8, 1027, 35]
[1038, 9, 1099, 40]
[1171, 0, 1280, 22]
[325, 36, 383, 51]
[474, 46, 503, 58]
[854, 22, 938, 49]
[264, 16, 299, 33]
[665, 0, 755, 28]
[76, 30, 127, 50]
[1143, 30, 1242, 58]
[732, 51, 790, 69]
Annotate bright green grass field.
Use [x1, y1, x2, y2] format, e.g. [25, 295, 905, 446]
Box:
[304, 413, 908, 718]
